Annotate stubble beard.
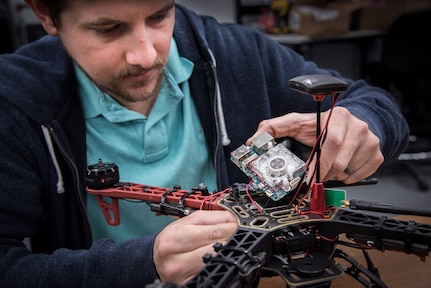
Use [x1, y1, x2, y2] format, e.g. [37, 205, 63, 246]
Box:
[75, 59, 165, 106]
[101, 62, 165, 105]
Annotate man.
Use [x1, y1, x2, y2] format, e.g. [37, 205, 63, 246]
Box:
[0, 0, 408, 287]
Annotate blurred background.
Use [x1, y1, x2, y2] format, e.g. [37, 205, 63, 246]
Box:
[2, 1, 430, 286]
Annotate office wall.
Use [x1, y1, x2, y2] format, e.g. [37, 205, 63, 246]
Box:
[176, 0, 236, 23]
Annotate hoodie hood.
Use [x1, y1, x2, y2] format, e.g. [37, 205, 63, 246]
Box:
[0, 35, 76, 126]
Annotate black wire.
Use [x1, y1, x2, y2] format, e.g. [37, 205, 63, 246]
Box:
[348, 199, 431, 217]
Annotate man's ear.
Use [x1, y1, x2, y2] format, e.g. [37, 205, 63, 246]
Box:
[24, 0, 58, 35]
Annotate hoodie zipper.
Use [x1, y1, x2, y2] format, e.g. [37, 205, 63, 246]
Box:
[208, 48, 231, 190]
[210, 61, 221, 189]
[45, 126, 93, 242]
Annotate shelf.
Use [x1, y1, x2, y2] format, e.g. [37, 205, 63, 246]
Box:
[236, 0, 272, 24]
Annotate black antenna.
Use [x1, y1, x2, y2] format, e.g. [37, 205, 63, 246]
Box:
[289, 74, 347, 212]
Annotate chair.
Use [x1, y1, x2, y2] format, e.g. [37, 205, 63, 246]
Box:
[377, 9, 431, 191]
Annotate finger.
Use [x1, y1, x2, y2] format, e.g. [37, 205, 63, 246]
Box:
[155, 211, 238, 256]
[330, 113, 382, 182]
[317, 112, 351, 181]
[159, 242, 217, 284]
[182, 210, 237, 225]
[342, 145, 383, 184]
[325, 128, 383, 183]
[184, 222, 238, 249]
[320, 132, 356, 181]
[246, 113, 315, 145]
[246, 119, 277, 146]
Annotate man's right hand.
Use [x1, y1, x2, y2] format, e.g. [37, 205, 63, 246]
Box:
[153, 210, 238, 284]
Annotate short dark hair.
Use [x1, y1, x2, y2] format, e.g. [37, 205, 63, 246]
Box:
[38, 0, 68, 27]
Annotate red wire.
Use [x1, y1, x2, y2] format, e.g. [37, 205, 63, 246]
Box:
[246, 181, 264, 215]
[199, 189, 229, 210]
[294, 93, 340, 209]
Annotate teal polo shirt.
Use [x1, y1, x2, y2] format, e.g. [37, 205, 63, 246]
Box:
[75, 39, 216, 242]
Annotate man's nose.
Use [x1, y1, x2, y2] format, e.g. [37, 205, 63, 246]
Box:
[125, 28, 157, 68]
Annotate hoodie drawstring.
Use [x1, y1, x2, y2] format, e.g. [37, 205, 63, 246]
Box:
[208, 49, 231, 147]
[41, 125, 65, 194]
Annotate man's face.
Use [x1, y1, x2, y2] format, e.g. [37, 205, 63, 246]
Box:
[56, 0, 175, 111]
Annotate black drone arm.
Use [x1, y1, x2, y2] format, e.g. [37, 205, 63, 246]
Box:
[181, 227, 272, 288]
[320, 209, 431, 258]
[145, 206, 431, 288]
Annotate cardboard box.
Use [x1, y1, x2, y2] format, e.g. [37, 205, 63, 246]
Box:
[359, 0, 431, 30]
[289, 1, 363, 36]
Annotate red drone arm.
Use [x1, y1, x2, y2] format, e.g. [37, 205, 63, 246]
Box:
[87, 183, 226, 225]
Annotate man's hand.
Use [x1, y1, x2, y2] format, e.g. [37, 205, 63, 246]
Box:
[247, 107, 384, 184]
[153, 210, 238, 284]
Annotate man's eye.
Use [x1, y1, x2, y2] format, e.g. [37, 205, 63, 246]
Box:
[95, 25, 120, 35]
[151, 12, 170, 22]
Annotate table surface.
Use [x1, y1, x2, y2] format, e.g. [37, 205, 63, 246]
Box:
[258, 216, 431, 288]
[265, 29, 386, 46]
